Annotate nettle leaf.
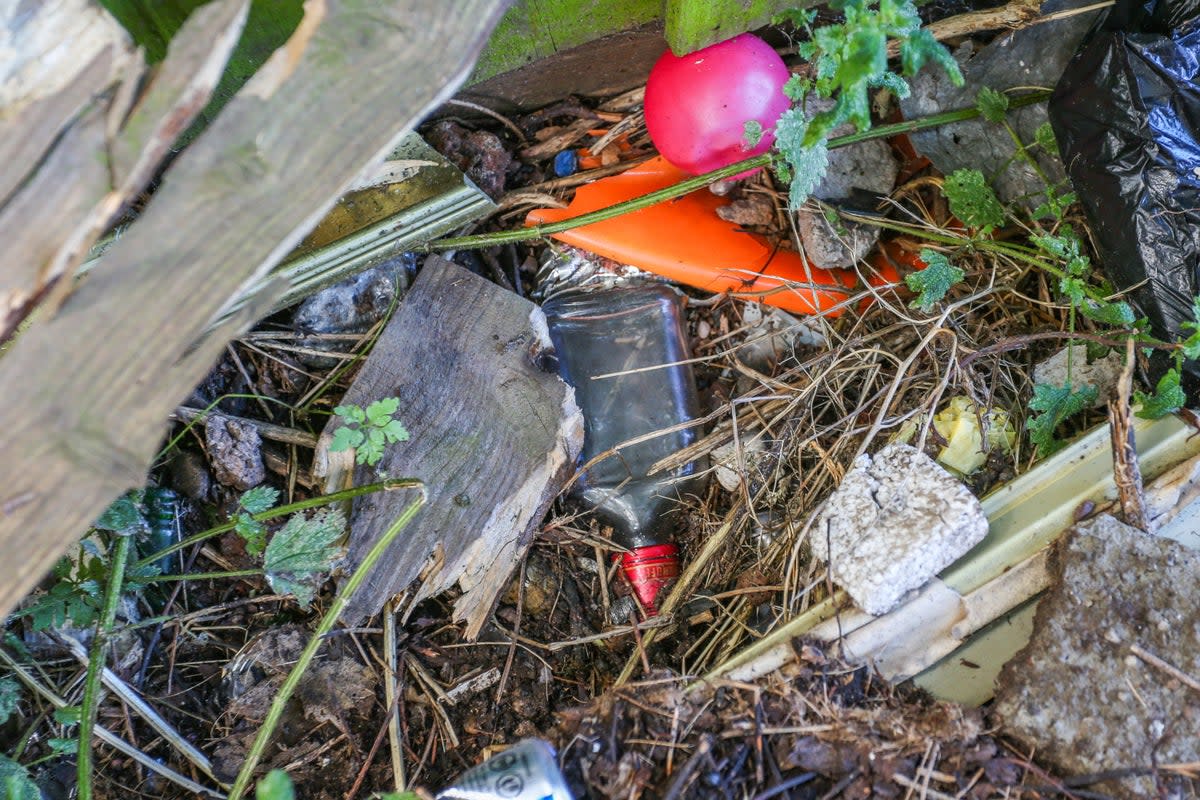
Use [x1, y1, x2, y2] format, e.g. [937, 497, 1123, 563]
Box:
[1181, 296, 1200, 360]
[783, 74, 809, 101]
[1035, 121, 1059, 153]
[0, 678, 21, 727]
[333, 404, 365, 424]
[1027, 382, 1098, 457]
[743, 120, 764, 148]
[264, 507, 346, 609]
[1079, 299, 1136, 327]
[94, 492, 148, 536]
[240, 486, 280, 515]
[975, 87, 1009, 123]
[774, 108, 829, 208]
[1135, 368, 1186, 419]
[47, 738, 79, 755]
[905, 250, 965, 310]
[365, 397, 401, 426]
[329, 425, 365, 452]
[943, 169, 1005, 230]
[900, 28, 963, 85]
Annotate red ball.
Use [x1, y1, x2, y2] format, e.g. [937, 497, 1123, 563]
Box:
[644, 33, 791, 176]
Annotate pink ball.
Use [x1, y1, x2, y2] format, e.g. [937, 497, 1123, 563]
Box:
[644, 33, 791, 176]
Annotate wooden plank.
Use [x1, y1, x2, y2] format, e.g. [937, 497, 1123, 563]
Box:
[316, 256, 582, 638]
[0, 0, 512, 621]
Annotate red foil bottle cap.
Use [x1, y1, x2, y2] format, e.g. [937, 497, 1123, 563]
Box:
[620, 543, 680, 614]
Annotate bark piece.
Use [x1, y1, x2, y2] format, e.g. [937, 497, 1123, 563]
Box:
[317, 255, 582, 638]
[813, 442, 988, 615]
[994, 515, 1200, 799]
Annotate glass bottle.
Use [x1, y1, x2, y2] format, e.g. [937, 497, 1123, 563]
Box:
[539, 249, 706, 613]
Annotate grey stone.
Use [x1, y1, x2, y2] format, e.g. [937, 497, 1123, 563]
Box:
[900, 0, 1102, 207]
[204, 415, 266, 491]
[813, 442, 988, 615]
[293, 254, 411, 337]
[1032, 344, 1126, 407]
[994, 515, 1200, 799]
[794, 97, 898, 269]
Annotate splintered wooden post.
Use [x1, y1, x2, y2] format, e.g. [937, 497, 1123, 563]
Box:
[317, 255, 583, 638]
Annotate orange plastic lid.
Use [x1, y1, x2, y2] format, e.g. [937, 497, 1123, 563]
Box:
[527, 157, 906, 316]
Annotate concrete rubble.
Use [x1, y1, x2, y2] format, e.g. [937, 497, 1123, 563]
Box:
[994, 514, 1200, 799]
[812, 442, 989, 615]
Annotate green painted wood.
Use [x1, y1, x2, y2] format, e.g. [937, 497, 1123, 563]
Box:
[664, 0, 806, 54]
[470, 0, 661, 83]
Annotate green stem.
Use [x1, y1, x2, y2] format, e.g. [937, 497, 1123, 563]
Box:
[226, 483, 427, 800]
[149, 568, 263, 582]
[135, 477, 418, 568]
[426, 91, 1051, 252]
[77, 535, 132, 800]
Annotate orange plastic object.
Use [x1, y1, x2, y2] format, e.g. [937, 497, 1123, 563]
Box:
[527, 157, 897, 316]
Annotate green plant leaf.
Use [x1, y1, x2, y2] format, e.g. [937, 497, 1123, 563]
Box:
[0, 756, 40, 800]
[1078, 299, 1136, 327]
[94, 491, 148, 536]
[943, 169, 1005, 230]
[365, 397, 401, 426]
[774, 108, 829, 208]
[743, 120, 764, 148]
[899, 28, 963, 85]
[329, 426, 365, 453]
[54, 706, 82, 726]
[240, 486, 280, 515]
[905, 250, 965, 310]
[1027, 382, 1098, 457]
[0, 678, 20, 727]
[236, 514, 269, 557]
[1035, 121, 1059, 153]
[1135, 368, 1186, 419]
[333, 404, 365, 424]
[256, 769, 296, 800]
[47, 737, 79, 755]
[381, 419, 410, 444]
[1181, 295, 1200, 360]
[263, 507, 345, 609]
[975, 87, 1009, 123]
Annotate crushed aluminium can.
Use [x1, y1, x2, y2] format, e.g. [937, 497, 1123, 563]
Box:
[436, 739, 573, 800]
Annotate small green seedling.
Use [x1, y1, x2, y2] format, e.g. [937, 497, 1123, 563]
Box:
[329, 398, 410, 466]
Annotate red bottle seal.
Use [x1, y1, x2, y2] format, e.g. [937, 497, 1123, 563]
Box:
[620, 543, 679, 614]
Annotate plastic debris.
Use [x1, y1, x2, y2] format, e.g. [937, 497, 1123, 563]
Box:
[1050, 0, 1200, 400]
[539, 248, 707, 612]
[812, 442, 989, 615]
[437, 739, 573, 800]
[527, 157, 906, 315]
[930, 396, 1016, 475]
[553, 149, 578, 177]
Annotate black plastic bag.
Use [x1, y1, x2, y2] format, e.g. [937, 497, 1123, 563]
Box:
[1050, 0, 1200, 398]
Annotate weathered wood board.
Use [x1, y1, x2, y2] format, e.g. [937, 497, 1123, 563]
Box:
[0, 0, 512, 621]
[316, 256, 582, 638]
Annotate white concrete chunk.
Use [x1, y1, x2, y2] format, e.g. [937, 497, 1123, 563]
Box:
[812, 443, 989, 615]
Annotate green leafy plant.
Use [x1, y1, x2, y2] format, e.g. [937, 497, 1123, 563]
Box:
[1027, 382, 1099, 457]
[329, 398, 410, 467]
[234, 486, 281, 556]
[905, 249, 964, 310]
[942, 168, 1006, 231]
[1135, 369, 1187, 419]
[255, 769, 295, 800]
[263, 507, 346, 608]
[771, 0, 963, 207]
